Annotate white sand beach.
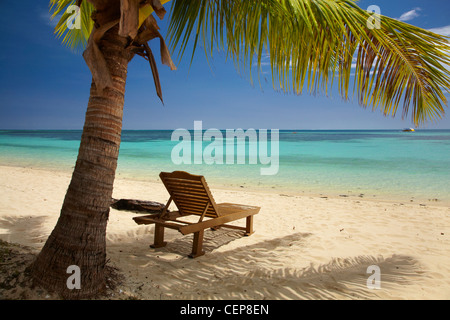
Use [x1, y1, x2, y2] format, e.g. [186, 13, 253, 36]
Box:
[0, 165, 449, 300]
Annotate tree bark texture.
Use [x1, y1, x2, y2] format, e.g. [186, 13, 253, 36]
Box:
[31, 25, 133, 299]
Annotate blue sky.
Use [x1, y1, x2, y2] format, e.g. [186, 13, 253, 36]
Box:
[0, 0, 449, 130]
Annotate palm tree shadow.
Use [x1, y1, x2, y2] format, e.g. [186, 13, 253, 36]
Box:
[132, 232, 422, 300]
[0, 215, 49, 247]
[238, 254, 422, 299]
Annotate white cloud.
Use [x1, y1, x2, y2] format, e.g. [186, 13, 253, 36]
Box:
[397, 8, 421, 22]
[40, 10, 62, 28]
[427, 26, 450, 76]
[428, 25, 450, 37]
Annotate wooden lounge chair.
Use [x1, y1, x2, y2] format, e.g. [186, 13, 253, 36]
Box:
[133, 171, 260, 258]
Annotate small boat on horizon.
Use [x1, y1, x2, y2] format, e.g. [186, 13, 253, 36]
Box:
[402, 128, 415, 132]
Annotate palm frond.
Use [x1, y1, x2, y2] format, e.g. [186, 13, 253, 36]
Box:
[50, 0, 95, 50]
[49, 0, 171, 50]
[167, 0, 450, 125]
[50, 0, 175, 103]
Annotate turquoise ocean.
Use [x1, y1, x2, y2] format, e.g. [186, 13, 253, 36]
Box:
[0, 129, 449, 205]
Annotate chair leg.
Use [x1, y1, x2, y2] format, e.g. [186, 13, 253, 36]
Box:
[189, 229, 205, 258]
[150, 224, 167, 248]
[244, 215, 254, 236]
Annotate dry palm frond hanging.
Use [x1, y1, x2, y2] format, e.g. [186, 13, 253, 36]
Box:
[80, 0, 175, 101]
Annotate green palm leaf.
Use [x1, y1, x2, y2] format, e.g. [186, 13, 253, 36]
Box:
[49, 0, 450, 125]
[167, 0, 450, 125]
[50, 0, 95, 50]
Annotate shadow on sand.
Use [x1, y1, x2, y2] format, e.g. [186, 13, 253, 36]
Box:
[0, 215, 49, 247]
[121, 228, 422, 299]
[0, 215, 423, 300]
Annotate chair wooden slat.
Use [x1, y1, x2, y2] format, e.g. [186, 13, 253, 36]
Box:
[133, 171, 260, 258]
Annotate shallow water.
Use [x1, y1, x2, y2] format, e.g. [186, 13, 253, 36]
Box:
[0, 129, 449, 204]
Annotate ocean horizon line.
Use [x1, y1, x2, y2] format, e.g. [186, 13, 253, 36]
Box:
[1, 128, 449, 132]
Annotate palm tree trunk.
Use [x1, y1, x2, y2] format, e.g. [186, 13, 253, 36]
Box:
[31, 25, 133, 299]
